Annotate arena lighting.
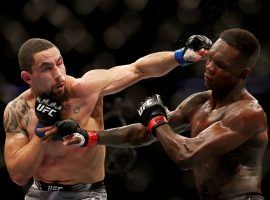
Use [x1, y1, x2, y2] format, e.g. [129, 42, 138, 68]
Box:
[0, 1, 270, 200]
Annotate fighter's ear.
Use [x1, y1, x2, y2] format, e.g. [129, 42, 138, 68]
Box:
[21, 71, 32, 85]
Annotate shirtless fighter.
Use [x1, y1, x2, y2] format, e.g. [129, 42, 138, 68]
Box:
[3, 35, 212, 199]
[53, 28, 268, 200]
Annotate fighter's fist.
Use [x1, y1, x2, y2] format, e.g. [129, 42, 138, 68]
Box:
[175, 34, 212, 66]
[185, 35, 213, 51]
[137, 94, 168, 135]
[35, 95, 62, 138]
[54, 119, 98, 147]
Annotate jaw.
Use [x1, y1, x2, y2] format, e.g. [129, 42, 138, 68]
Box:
[49, 88, 68, 102]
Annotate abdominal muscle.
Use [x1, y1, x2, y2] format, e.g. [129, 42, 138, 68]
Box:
[34, 141, 106, 184]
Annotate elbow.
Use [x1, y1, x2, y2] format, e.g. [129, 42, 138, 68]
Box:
[175, 151, 196, 170]
[6, 163, 32, 186]
[10, 174, 30, 186]
[7, 166, 32, 186]
[134, 134, 156, 147]
[127, 132, 155, 147]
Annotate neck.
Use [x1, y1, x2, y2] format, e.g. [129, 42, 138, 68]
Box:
[30, 88, 38, 99]
[210, 81, 247, 109]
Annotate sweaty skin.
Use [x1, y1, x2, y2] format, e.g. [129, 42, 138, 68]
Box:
[89, 39, 268, 199]
[4, 46, 180, 185]
[153, 39, 268, 199]
[157, 91, 267, 199]
[4, 88, 105, 184]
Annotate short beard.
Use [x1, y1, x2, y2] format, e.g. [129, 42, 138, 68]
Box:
[49, 88, 68, 102]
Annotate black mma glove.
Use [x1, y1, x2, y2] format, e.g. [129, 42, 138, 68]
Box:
[54, 119, 98, 147]
[34, 95, 62, 140]
[174, 34, 212, 66]
[137, 94, 168, 136]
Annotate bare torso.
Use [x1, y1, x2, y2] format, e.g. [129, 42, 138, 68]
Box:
[18, 77, 106, 184]
[188, 91, 267, 199]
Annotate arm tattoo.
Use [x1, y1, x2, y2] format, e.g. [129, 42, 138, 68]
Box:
[17, 99, 30, 128]
[4, 97, 31, 133]
[4, 106, 19, 132]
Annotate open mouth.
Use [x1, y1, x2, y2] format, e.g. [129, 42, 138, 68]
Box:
[55, 82, 65, 92]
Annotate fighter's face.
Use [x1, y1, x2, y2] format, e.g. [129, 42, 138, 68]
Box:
[204, 39, 244, 91]
[28, 47, 67, 100]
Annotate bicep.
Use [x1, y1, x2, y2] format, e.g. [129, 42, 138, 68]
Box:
[169, 108, 190, 134]
[168, 92, 209, 134]
[102, 64, 142, 96]
[3, 104, 29, 164]
[181, 111, 264, 164]
[186, 121, 249, 160]
[4, 130, 29, 166]
[82, 64, 141, 97]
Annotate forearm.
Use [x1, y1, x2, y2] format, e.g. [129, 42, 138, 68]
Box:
[135, 52, 179, 78]
[6, 136, 47, 185]
[155, 124, 192, 169]
[97, 123, 157, 147]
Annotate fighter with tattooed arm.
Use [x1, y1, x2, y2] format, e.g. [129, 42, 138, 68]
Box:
[3, 35, 211, 199]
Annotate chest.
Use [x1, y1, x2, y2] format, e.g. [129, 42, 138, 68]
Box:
[60, 99, 89, 121]
[27, 97, 103, 137]
[190, 102, 227, 137]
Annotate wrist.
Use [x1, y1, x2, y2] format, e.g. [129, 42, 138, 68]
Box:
[174, 48, 192, 67]
[34, 122, 46, 138]
[34, 123, 52, 143]
[148, 115, 168, 136]
[33, 134, 50, 144]
[174, 48, 185, 65]
[84, 131, 99, 147]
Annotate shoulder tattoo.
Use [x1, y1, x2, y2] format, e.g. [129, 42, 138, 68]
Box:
[4, 97, 31, 133]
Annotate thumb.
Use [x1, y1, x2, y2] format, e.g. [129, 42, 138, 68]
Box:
[63, 136, 82, 146]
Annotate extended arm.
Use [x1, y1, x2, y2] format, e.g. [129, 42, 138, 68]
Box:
[79, 35, 212, 97]
[97, 123, 157, 147]
[81, 52, 179, 97]
[43, 120, 157, 147]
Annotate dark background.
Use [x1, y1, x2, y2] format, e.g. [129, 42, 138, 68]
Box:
[1, 0, 270, 199]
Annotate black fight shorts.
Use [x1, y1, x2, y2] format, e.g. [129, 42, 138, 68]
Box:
[25, 179, 107, 200]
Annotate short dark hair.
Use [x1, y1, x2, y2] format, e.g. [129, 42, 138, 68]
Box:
[220, 28, 260, 68]
[18, 38, 55, 72]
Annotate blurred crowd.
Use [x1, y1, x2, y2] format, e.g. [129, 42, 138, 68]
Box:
[1, 0, 270, 199]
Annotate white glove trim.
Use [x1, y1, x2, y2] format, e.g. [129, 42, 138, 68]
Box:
[73, 132, 86, 146]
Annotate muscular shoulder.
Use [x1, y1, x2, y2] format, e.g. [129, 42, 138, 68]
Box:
[176, 90, 211, 115]
[183, 90, 211, 105]
[4, 91, 31, 114]
[4, 91, 32, 133]
[224, 100, 267, 135]
[69, 74, 101, 97]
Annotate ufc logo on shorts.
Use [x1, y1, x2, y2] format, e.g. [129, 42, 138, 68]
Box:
[36, 104, 57, 117]
[48, 185, 64, 191]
